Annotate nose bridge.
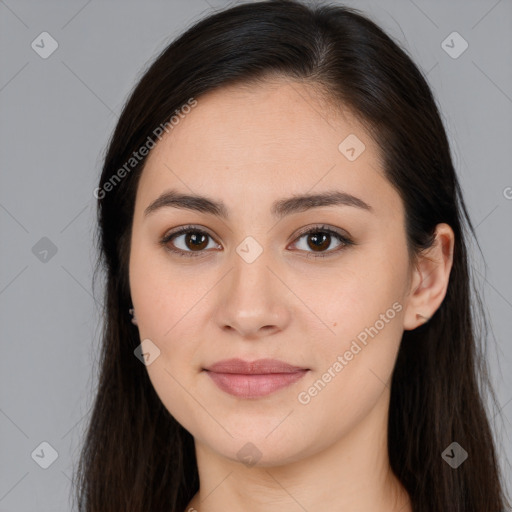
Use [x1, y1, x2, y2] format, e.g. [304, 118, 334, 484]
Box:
[213, 241, 291, 337]
[233, 243, 274, 298]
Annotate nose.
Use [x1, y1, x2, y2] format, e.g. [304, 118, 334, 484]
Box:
[212, 249, 292, 340]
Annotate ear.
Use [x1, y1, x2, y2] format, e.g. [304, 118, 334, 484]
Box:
[403, 223, 455, 331]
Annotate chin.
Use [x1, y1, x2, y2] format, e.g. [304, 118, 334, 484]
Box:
[195, 424, 318, 468]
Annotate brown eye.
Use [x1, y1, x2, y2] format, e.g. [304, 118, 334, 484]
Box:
[291, 226, 354, 258]
[182, 231, 209, 251]
[306, 232, 332, 252]
[161, 226, 220, 257]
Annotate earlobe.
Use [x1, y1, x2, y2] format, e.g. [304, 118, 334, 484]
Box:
[403, 223, 454, 331]
[129, 307, 138, 326]
[415, 312, 430, 325]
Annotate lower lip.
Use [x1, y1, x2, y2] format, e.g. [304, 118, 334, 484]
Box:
[205, 370, 308, 398]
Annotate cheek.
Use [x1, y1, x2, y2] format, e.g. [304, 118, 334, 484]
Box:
[295, 241, 409, 401]
[303, 244, 409, 339]
[129, 240, 211, 339]
[292, 289, 405, 446]
[129, 245, 207, 431]
[129, 243, 210, 388]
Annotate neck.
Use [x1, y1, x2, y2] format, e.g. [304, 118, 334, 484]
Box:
[186, 387, 411, 512]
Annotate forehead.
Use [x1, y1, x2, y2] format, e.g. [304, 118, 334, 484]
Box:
[136, 79, 399, 219]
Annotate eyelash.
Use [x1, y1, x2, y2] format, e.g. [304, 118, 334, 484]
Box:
[160, 224, 354, 260]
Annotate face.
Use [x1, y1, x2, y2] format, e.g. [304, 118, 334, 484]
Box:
[129, 79, 414, 466]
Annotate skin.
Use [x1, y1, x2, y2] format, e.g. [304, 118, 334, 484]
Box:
[128, 78, 454, 512]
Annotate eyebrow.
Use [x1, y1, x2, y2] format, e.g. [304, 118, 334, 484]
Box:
[143, 189, 372, 220]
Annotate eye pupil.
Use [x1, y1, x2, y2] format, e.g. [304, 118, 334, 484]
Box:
[308, 232, 330, 252]
[186, 232, 208, 250]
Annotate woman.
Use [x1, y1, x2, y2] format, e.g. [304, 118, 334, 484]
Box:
[75, 1, 510, 510]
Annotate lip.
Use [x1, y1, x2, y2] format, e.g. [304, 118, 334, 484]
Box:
[203, 358, 309, 399]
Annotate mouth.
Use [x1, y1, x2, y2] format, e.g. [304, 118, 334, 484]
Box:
[203, 358, 310, 399]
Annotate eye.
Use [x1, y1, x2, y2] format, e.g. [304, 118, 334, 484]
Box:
[289, 225, 354, 259]
[160, 225, 220, 258]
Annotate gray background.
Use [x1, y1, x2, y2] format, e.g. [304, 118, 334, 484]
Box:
[1, 0, 511, 510]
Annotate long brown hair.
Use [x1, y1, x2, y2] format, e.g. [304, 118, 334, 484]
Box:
[74, 1, 511, 510]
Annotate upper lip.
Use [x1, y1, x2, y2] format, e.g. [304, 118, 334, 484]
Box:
[204, 358, 308, 374]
